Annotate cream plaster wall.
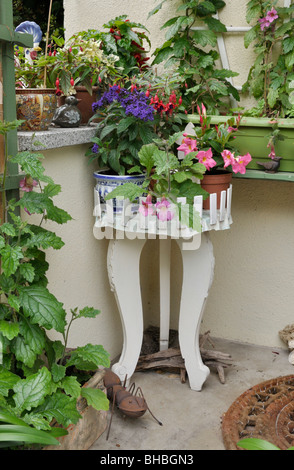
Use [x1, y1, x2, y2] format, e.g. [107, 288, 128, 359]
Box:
[51, 0, 294, 353]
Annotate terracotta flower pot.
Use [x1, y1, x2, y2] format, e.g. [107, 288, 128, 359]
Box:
[15, 88, 57, 131]
[58, 86, 101, 125]
[201, 171, 232, 210]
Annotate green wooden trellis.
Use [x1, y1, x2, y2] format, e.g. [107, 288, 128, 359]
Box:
[0, 0, 33, 213]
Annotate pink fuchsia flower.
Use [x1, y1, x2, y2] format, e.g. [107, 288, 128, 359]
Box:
[196, 148, 217, 170]
[231, 153, 252, 174]
[19, 176, 38, 192]
[221, 149, 235, 168]
[265, 8, 278, 23]
[177, 136, 198, 155]
[139, 194, 154, 217]
[155, 197, 174, 221]
[267, 144, 276, 159]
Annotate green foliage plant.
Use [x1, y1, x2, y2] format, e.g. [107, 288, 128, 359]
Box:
[148, 0, 240, 114]
[104, 132, 208, 231]
[0, 121, 109, 444]
[242, 0, 294, 119]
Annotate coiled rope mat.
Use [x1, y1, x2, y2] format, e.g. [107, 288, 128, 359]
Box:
[222, 375, 294, 450]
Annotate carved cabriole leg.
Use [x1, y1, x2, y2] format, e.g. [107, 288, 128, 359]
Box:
[176, 232, 215, 391]
[107, 236, 147, 383]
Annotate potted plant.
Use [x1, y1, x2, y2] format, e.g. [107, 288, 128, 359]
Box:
[178, 104, 252, 209]
[42, 31, 122, 124]
[87, 73, 188, 211]
[14, 20, 58, 132]
[0, 121, 109, 450]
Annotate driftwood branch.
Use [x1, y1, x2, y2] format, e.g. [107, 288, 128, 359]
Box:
[136, 330, 233, 384]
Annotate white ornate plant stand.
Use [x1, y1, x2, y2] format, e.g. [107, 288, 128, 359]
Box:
[93, 188, 232, 391]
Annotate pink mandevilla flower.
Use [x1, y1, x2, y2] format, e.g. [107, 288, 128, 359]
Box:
[177, 136, 198, 155]
[221, 149, 235, 168]
[155, 197, 174, 221]
[196, 148, 217, 170]
[139, 194, 154, 217]
[231, 153, 252, 174]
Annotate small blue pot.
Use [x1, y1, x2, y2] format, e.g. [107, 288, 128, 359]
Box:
[94, 170, 146, 213]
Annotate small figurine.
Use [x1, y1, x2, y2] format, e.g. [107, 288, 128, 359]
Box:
[52, 96, 82, 128]
[15, 21, 43, 63]
[257, 157, 282, 173]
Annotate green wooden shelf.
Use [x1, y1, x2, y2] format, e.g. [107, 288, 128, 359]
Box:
[233, 169, 294, 182]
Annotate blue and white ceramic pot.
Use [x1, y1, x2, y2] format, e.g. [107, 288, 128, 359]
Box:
[94, 170, 146, 213]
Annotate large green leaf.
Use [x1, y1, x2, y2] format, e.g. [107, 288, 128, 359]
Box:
[0, 368, 21, 397]
[33, 392, 82, 427]
[11, 336, 37, 368]
[104, 182, 145, 202]
[66, 344, 110, 371]
[0, 320, 19, 341]
[11, 152, 53, 183]
[0, 245, 23, 277]
[81, 388, 109, 411]
[18, 286, 66, 333]
[0, 424, 62, 446]
[13, 367, 52, 413]
[26, 226, 64, 250]
[19, 318, 46, 355]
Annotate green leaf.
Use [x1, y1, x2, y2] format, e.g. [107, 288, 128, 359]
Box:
[66, 344, 110, 371]
[138, 143, 157, 174]
[61, 376, 81, 398]
[11, 336, 37, 368]
[18, 286, 66, 333]
[0, 320, 19, 340]
[117, 116, 135, 133]
[7, 294, 20, 312]
[100, 124, 117, 140]
[19, 318, 46, 355]
[191, 30, 217, 48]
[0, 223, 16, 237]
[19, 263, 35, 283]
[0, 245, 23, 276]
[33, 392, 81, 427]
[237, 438, 280, 451]
[13, 367, 52, 413]
[0, 368, 21, 396]
[0, 424, 62, 446]
[105, 182, 145, 202]
[43, 183, 62, 198]
[51, 363, 66, 383]
[81, 388, 109, 411]
[76, 307, 101, 319]
[26, 226, 64, 250]
[11, 152, 53, 183]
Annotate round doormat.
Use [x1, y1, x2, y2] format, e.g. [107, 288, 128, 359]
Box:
[221, 375, 294, 450]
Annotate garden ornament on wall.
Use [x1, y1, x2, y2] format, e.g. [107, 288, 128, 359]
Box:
[52, 95, 82, 127]
[14, 21, 43, 64]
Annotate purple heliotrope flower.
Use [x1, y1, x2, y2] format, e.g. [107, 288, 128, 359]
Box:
[92, 85, 154, 122]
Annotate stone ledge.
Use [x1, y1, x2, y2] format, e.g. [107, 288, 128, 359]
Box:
[18, 125, 97, 151]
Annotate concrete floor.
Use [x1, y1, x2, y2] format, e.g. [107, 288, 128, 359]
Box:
[90, 338, 294, 451]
